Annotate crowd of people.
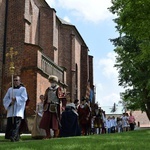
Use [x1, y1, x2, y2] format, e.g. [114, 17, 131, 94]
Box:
[96, 112, 136, 134]
[3, 75, 136, 142]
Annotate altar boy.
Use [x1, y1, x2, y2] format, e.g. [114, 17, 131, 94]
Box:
[3, 75, 28, 142]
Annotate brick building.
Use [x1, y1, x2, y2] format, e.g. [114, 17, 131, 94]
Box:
[0, 0, 94, 131]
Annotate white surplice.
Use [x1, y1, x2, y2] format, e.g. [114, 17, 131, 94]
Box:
[3, 86, 28, 119]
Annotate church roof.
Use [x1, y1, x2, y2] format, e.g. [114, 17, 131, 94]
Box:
[58, 17, 73, 25]
[57, 17, 88, 49]
[101, 105, 124, 115]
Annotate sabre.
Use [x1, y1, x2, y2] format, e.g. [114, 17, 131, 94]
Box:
[54, 104, 62, 128]
[6, 47, 18, 124]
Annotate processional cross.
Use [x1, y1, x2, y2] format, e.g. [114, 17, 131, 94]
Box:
[6, 47, 18, 75]
[6, 47, 18, 123]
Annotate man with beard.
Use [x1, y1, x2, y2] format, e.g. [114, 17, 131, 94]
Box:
[39, 75, 65, 139]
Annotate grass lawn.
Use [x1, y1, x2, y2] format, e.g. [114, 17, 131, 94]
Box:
[0, 129, 149, 150]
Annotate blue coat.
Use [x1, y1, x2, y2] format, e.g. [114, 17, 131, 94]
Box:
[60, 106, 81, 137]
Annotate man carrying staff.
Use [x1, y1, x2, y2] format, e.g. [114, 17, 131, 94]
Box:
[3, 75, 28, 142]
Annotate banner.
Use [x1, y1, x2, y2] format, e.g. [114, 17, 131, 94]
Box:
[89, 89, 94, 102]
[85, 81, 90, 100]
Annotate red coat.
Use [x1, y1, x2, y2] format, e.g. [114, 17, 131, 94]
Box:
[78, 104, 91, 125]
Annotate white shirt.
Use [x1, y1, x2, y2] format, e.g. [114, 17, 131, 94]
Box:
[122, 116, 128, 127]
[3, 86, 28, 119]
[111, 118, 117, 127]
[106, 119, 111, 128]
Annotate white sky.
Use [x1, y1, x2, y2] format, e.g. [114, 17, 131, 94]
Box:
[46, 0, 124, 108]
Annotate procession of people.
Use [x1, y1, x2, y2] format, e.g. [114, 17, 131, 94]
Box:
[2, 74, 136, 142]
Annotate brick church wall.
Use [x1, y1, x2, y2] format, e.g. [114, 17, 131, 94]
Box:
[58, 25, 73, 94]
[89, 55, 94, 88]
[58, 24, 88, 101]
[22, 43, 50, 116]
[81, 45, 89, 99]
[39, 7, 55, 61]
[0, 0, 6, 102]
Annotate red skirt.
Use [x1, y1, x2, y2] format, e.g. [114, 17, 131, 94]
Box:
[39, 111, 59, 130]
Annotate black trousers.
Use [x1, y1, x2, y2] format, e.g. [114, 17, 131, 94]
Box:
[111, 126, 115, 133]
[5, 116, 22, 140]
[130, 123, 135, 131]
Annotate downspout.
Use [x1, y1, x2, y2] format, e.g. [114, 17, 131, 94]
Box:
[1, 0, 8, 99]
[0, 0, 9, 132]
[3, 0, 8, 64]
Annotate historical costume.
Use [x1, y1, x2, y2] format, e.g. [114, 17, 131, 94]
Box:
[101, 111, 107, 134]
[60, 103, 81, 137]
[39, 75, 65, 138]
[31, 95, 46, 138]
[74, 99, 79, 110]
[92, 104, 103, 134]
[3, 76, 28, 142]
[19, 95, 30, 135]
[77, 97, 91, 135]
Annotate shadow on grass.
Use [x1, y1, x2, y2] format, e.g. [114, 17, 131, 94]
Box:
[0, 135, 39, 143]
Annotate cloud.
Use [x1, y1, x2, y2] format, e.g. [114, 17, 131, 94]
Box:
[100, 93, 121, 106]
[63, 16, 71, 23]
[98, 52, 118, 80]
[46, 0, 55, 7]
[46, 0, 113, 23]
[96, 83, 123, 107]
[95, 52, 124, 106]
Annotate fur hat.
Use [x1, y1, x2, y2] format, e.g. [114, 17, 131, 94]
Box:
[74, 99, 79, 104]
[48, 75, 58, 83]
[81, 97, 86, 101]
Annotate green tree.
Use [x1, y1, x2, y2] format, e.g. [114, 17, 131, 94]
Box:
[109, 0, 150, 120]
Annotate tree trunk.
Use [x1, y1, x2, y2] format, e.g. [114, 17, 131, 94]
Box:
[145, 102, 150, 121]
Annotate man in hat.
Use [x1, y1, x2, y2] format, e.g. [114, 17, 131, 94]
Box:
[39, 75, 65, 138]
[74, 99, 79, 110]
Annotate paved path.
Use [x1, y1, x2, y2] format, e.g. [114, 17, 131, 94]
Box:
[0, 133, 31, 136]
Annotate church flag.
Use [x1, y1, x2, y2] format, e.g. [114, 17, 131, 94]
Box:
[89, 89, 94, 102]
[85, 81, 90, 100]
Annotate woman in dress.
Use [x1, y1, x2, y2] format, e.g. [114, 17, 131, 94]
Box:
[31, 95, 46, 139]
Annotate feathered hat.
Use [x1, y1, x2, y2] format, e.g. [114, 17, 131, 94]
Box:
[81, 97, 86, 101]
[48, 75, 58, 83]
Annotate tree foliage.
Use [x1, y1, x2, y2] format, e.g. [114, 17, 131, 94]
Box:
[109, 0, 150, 120]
